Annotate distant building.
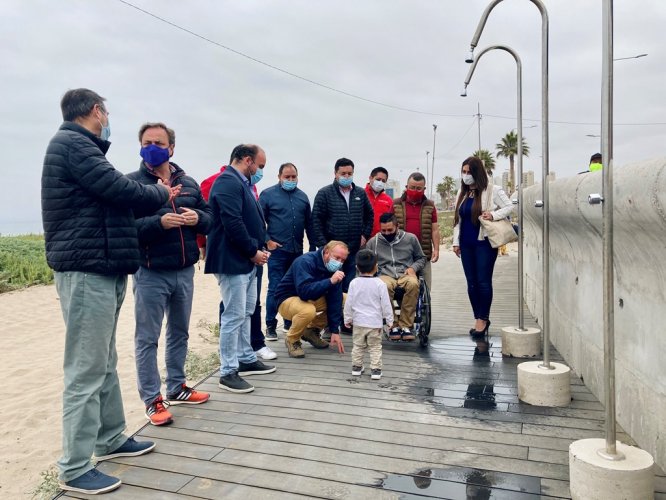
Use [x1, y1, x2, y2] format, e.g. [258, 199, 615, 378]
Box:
[501, 171, 509, 193]
[521, 170, 535, 187]
[386, 179, 402, 199]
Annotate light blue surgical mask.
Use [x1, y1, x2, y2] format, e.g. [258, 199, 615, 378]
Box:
[251, 168, 264, 185]
[325, 258, 343, 273]
[338, 176, 353, 188]
[281, 180, 297, 191]
[462, 173, 475, 186]
[97, 108, 111, 141]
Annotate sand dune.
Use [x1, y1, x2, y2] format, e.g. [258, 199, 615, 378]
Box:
[0, 266, 240, 498]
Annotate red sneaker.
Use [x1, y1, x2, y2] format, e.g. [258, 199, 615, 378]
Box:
[166, 384, 210, 405]
[145, 396, 173, 426]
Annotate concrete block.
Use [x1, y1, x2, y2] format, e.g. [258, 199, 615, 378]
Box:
[501, 326, 541, 357]
[569, 438, 654, 500]
[517, 361, 571, 407]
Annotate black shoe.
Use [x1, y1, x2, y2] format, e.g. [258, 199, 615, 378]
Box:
[265, 325, 278, 341]
[218, 372, 254, 393]
[238, 360, 277, 377]
[340, 324, 353, 335]
[401, 327, 415, 341]
[389, 327, 402, 341]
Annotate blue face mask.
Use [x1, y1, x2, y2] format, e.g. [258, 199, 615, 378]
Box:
[281, 180, 297, 191]
[326, 258, 343, 273]
[100, 120, 111, 141]
[338, 176, 353, 188]
[140, 144, 170, 167]
[251, 168, 264, 185]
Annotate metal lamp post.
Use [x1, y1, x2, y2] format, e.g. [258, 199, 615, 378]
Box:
[431, 125, 438, 199]
[462, 45, 524, 329]
[467, 0, 553, 368]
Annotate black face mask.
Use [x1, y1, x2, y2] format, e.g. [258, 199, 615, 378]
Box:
[383, 232, 397, 242]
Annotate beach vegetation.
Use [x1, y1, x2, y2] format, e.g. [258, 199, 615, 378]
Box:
[0, 234, 52, 293]
[184, 349, 220, 382]
[32, 465, 59, 499]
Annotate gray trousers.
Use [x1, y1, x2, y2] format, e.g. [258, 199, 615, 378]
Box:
[54, 271, 129, 482]
[133, 266, 194, 405]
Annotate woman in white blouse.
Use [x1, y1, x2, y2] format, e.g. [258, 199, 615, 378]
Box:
[452, 156, 514, 336]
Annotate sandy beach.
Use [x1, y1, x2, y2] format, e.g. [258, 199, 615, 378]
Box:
[0, 266, 238, 498]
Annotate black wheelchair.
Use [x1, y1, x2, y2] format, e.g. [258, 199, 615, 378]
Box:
[385, 276, 431, 348]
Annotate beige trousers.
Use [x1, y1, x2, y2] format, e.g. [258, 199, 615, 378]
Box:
[352, 326, 383, 369]
[278, 295, 346, 341]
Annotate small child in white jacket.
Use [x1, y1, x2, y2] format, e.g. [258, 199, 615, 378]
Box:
[344, 249, 394, 380]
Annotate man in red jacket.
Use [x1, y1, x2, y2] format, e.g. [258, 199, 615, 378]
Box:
[364, 166, 393, 237]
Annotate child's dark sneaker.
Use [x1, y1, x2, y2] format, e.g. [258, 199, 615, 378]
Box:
[371, 369, 382, 380]
[351, 365, 364, 376]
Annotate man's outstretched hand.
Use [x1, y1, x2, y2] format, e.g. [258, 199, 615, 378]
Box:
[329, 332, 345, 354]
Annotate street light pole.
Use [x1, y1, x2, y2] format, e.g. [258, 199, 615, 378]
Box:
[431, 125, 438, 199]
[426, 151, 430, 174]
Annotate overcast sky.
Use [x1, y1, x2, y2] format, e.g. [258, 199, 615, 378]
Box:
[1, 0, 664, 234]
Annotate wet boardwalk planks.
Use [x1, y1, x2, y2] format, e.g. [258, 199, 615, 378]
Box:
[61, 253, 665, 499]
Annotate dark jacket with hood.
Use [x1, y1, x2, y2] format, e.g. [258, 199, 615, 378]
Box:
[311, 180, 373, 254]
[41, 122, 168, 275]
[127, 162, 213, 270]
[274, 249, 343, 333]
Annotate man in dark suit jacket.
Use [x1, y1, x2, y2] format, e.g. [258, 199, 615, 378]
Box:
[205, 144, 276, 393]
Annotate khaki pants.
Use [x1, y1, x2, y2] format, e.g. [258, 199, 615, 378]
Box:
[278, 295, 346, 342]
[379, 275, 419, 328]
[352, 326, 383, 369]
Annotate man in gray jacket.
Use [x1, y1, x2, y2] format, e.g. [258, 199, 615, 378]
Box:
[365, 213, 426, 341]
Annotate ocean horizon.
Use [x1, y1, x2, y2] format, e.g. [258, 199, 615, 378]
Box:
[0, 220, 43, 236]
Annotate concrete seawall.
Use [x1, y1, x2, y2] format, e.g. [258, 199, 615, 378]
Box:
[522, 158, 666, 470]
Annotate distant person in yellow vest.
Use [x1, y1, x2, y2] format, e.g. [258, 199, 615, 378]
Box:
[589, 152, 603, 172]
[392, 172, 439, 289]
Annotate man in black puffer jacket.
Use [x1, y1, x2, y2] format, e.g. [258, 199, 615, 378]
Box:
[127, 122, 213, 427]
[312, 157, 374, 293]
[41, 89, 176, 495]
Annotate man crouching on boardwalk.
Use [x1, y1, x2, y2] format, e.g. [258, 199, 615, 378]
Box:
[275, 240, 349, 358]
[42, 89, 177, 495]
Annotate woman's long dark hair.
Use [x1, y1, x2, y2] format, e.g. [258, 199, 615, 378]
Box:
[453, 156, 489, 227]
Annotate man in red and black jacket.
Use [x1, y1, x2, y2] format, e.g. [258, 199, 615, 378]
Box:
[364, 166, 394, 237]
[127, 122, 213, 427]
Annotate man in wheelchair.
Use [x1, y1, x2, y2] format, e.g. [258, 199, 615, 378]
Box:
[366, 213, 426, 341]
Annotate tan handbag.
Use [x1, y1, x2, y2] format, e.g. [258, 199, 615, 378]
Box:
[478, 187, 517, 248]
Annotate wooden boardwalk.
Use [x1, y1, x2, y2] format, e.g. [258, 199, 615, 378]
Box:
[62, 253, 665, 499]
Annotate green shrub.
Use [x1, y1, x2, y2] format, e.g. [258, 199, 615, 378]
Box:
[32, 466, 59, 499]
[184, 350, 220, 382]
[0, 235, 53, 292]
[438, 211, 455, 245]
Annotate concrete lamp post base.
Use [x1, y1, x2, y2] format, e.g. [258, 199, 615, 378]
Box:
[517, 360, 571, 406]
[569, 438, 654, 500]
[501, 326, 541, 357]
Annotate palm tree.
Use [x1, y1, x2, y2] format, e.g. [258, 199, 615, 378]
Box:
[496, 131, 530, 192]
[436, 175, 456, 209]
[472, 149, 496, 177]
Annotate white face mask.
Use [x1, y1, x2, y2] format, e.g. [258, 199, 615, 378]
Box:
[371, 179, 386, 192]
[462, 173, 475, 186]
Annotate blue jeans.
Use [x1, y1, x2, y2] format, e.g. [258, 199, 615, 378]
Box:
[216, 269, 258, 376]
[133, 266, 194, 405]
[460, 238, 498, 321]
[219, 265, 266, 351]
[265, 248, 300, 329]
[54, 272, 128, 482]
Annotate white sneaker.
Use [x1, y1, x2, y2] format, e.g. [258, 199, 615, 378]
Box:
[256, 346, 277, 360]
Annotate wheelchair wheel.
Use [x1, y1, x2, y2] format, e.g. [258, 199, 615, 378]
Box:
[417, 280, 431, 347]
